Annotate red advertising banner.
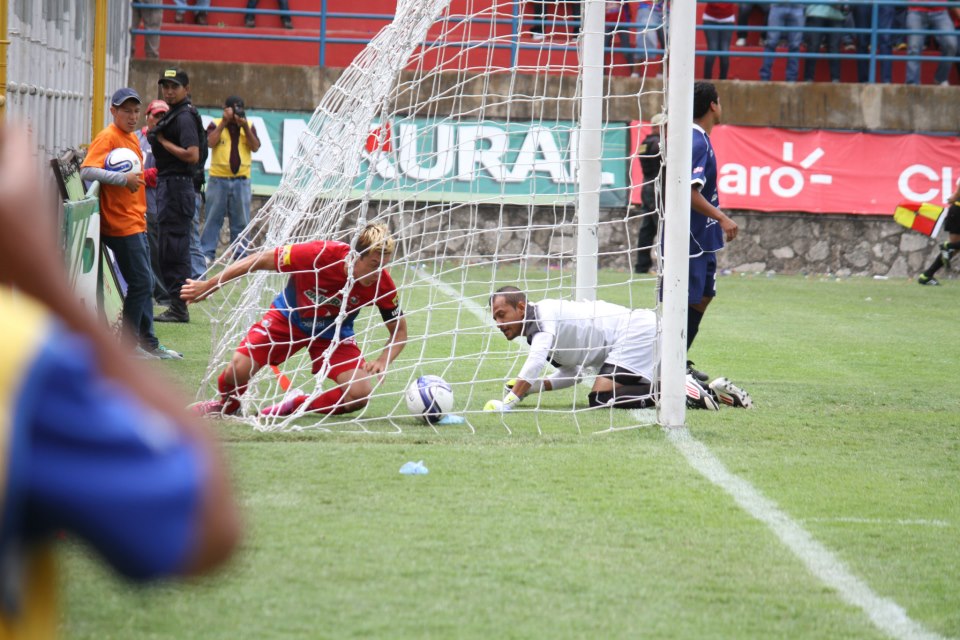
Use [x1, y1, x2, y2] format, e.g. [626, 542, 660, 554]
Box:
[630, 123, 960, 215]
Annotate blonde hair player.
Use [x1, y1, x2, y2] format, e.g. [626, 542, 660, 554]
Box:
[184, 223, 407, 418]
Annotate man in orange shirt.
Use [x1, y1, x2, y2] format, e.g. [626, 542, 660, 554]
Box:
[81, 88, 181, 359]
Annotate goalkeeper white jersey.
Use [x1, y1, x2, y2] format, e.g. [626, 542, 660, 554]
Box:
[518, 299, 658, 384]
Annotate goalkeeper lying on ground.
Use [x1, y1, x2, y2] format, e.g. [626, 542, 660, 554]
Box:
[485, 286, 752, 412]
[183, 223, 407, 418]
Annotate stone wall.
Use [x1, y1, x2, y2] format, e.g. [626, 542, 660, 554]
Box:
[717, 211, 945, 278]
[242, 196, 947, 278]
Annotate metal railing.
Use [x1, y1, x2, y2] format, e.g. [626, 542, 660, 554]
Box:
[131, 0, 960, 84]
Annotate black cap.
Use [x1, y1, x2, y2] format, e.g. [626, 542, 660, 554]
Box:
[110, 87, 141, 107]
[225, 96, 244, 109]
[158, 67, 189, 87]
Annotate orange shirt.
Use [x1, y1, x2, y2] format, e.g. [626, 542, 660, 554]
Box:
[82, 124, 147, 237]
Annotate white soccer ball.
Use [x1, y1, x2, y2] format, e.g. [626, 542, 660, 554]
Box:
[104, 147, 141, 174]
[405, 375, 454, 425]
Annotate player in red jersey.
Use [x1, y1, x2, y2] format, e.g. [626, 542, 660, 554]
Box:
[183, 223, 407, 418]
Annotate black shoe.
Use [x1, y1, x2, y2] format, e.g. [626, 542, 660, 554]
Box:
[195, 11, 207, 25]
[155, 309, 190, 323]
[686, 360, 709, 382]
[245, 14, 255, 27]
[918, 274, 940, 286]
[282, 17, 293, 29]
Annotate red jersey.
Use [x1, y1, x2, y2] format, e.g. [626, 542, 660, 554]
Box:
[271, 240, 401, 339]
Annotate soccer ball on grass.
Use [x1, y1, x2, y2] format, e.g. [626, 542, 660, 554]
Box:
[405, 375, 454, 425]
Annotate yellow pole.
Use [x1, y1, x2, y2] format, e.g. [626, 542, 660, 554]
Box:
[90, 0, 108, 138]
[0, 0, 9, 122]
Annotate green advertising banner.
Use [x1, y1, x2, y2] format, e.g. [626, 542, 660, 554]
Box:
[199, 109, 629, 207]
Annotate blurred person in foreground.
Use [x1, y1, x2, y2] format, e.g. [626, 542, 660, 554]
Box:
[0, 126, 240, 638]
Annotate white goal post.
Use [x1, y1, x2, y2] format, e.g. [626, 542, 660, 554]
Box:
[197, 0, 689, 433]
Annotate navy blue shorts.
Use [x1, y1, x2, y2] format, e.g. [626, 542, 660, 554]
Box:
[689, 252, 717, 305]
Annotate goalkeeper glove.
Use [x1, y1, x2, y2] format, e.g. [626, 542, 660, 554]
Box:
[483, 391, 521, 413]
[483, 399, 509, 412]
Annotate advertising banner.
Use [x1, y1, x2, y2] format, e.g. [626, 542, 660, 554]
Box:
[200, 109, 630, 207]
[629, 123, 960, 215]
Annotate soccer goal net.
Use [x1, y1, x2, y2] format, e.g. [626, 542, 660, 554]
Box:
[199, 0, 668, 434]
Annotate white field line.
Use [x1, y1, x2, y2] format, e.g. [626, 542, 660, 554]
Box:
[664, 426, 948, 640]
[804, 517, 950, 528]
[422, 269, 946, 639]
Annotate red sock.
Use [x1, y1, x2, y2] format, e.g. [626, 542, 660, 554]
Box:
[304, 386, 350, 415]
[217, 370, 248, 414]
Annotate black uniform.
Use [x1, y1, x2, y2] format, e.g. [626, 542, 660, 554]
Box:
[635, 132, 662, 274]
[152, 99, 200, 320]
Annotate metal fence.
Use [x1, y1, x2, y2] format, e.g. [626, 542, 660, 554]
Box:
[131, 0, 960, 84]
[4, 0, 132, 159]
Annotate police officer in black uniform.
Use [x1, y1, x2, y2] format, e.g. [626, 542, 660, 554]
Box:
[151, 68, 202, 323]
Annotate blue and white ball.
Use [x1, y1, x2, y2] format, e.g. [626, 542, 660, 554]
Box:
[104, 147, 141, 174]
[405, 375, 454, 425]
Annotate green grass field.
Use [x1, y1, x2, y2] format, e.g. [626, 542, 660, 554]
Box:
[61, 273, 959, 639]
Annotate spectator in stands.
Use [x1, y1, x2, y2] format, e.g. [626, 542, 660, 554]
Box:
[566, 1, 582, 35]
[803, 3, 845, 83]
[759, 3, 805, 82]
[137, 99, 171, 306]
[605, 1, 636, 74]
[528, 2, 547, 39]
[130, 0, 162, 59]
[81, 89, 181, 360]
[734, 2, 768, 46]
[702, 3, 736, 79]
[635, 0, 666, 57]
[173, 0, 210, 25]
[151, 68, 203, 324]
[849, 3, 897, 83]
[0, 128, 240, 636]
[905, 0, 959, 85]
[202, 96, 261, 265]
[246, 0, 293, 29]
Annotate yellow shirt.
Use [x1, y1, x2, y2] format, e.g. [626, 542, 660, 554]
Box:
[208, 118, 254, 179]
[0, 291, 58, 640]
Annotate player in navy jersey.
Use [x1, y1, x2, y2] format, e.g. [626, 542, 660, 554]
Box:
[183, 223, 408, 418]
[687, 82, 738, 361]
[0, 126, 239, 636]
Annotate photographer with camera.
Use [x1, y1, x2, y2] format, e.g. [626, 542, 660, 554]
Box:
[200, 95, 261, 266]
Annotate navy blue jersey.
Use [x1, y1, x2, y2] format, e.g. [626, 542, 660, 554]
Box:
[1, 292, 203, 587]
[690, 124, 724, 254]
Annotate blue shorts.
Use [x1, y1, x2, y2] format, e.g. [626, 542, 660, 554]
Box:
[689, 252, 717, 305]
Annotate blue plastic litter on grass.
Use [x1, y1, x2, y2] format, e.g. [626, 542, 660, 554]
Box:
[399, 460, 429, 475]
[437, 414, 465, 425]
